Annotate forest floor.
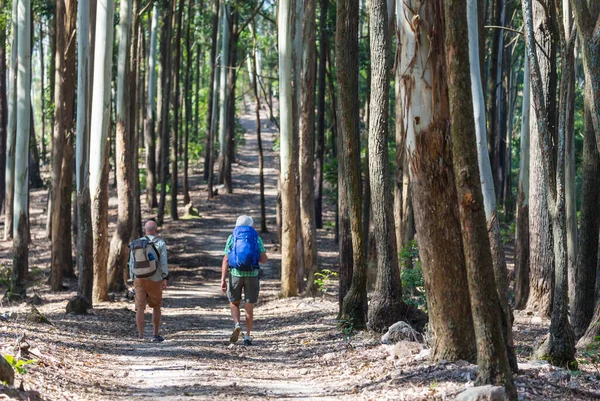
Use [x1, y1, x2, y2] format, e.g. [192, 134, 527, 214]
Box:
[0, 106, 598, 400]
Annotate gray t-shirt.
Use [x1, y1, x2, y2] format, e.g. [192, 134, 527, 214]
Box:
[128, 235, 168, 282]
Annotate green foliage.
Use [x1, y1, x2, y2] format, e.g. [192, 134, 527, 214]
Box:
[579, 333, 600, 376]
[500, 221, 516, 245]
[3, 354, 35, 375]
[313, 269, 338, 295]
[338, 317, 355, 336]
[399, 240, 427, 311]
[0, 265, 10, 287]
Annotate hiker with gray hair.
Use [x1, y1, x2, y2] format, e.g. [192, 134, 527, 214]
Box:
[221, 215, 268, 345]
[129, 220, 169, 342]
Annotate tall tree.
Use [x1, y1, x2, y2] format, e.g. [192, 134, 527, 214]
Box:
[145, 4, 159, 209]
[514, 55, 531, 309]
[204, 0, 220, 187]
[279, 0, 298, 297]
[446, 0, 516, 395]
[367, 0, 407, 332]
[314, 0, 328, 230]
[4, 0, 17, 241]
[107, 0, 134, 293]
[399, 0, 476, 362]
[217, 3, 230, 187]
[50, 0, 77, 291]
[467, 0, 516, 371]
[169, 0, 184, 220]
[0, 0, 8, 215]
[299, 0, 318, 294]
[525, 0, 557, 316]
[182, 0, 194, 206]
[337, 0, 367, 329]
[157, 0, 173, 226]
[522, 0, 576, 368]
[12, 0, 32, 297]
[90, 0, 114, 302]
[75, 0, 94, 306]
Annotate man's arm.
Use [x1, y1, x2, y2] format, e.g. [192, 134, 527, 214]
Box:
[128, 250, 134, 281]
[221, 255, 229, 293]
[259, 252, 268, 264]
[159, 241, 169, 279]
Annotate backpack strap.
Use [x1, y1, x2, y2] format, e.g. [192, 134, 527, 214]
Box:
[145, 236, 161, 261]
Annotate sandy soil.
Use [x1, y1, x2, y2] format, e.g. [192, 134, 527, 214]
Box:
[0, 107, 597, 400]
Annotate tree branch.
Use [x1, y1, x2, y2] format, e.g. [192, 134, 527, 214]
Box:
[237, 0, 266, 36]
[137, 0, 155, 21]
[485, 25, 551, 62]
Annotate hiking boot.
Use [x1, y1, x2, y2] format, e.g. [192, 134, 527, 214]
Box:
[243, 337, 252, 346]
[151, 335, 165, 342]
[230, 323, 242, 344]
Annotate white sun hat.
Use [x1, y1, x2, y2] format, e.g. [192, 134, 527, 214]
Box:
[236, 215, 254, 227]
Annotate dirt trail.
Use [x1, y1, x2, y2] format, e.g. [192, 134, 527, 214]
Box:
[93, 108, 345, 400]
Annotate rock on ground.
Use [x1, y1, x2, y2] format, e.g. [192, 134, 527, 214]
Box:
[456, 385, 505, 401]
[381, 321, 422, 344]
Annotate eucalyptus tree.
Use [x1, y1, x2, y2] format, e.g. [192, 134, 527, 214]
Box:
[514, 56, 531, 309]
[367, 0, 407, 332]
[12, 0, 32, 297]
[337, 0, 367, 329]
[90, 0, 115, 301]
[217, 2, 231, 187]
[299, 0, 318, 294]
[108, 0, 135, 293]
[204, 0, 220, 190]
[522, 0, 576, 368]
[0, 0, 7, 212]
[144, 4, 159, 209]
[75, 0, 94, 306]
[399, 0, 475, 362]
[279, 0, 298, 296]
[50, 0, 77, 291]
[314, 0, 328, 229]
[467, 0, 516, 371]
[4, 0, 17, 241]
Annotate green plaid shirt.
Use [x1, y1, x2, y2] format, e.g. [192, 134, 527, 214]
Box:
[224, 234, 266, 277]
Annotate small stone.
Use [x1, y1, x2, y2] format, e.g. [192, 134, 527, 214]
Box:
[0, 355, 14, 386]
[531, 316, 543, 324]
[456, 385, 504, 401]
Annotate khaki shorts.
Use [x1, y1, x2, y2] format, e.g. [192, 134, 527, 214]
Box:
[227, 275, 259, 304]
[134, 278, 163, 309]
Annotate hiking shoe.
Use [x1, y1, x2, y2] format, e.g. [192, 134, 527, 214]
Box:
[230, 324, 242, 344]
[151, 335, 165, 342]
[243, 337, 252, 346]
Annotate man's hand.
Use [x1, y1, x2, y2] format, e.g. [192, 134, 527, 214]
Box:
[221, 278, 227, 293]
[162, 279, 168, 290]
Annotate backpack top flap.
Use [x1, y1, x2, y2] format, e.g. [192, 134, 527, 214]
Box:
[228, 226, 260, 270]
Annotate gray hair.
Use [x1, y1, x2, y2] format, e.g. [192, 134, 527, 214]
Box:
[235, 215, 254, 227]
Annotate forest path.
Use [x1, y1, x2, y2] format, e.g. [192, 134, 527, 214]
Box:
[102, 106, 345, 400]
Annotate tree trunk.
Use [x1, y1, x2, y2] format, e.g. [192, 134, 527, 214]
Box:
[4, 0, 18, 241]
[90, 0, 114, 302]
[223, 15, 238, 195]
[299, 0, 318, 295]
[39, 22, 46, 165]
[367, 0, 409, 333]
[279, 0, 298, 297]
[486, 0, 502, 194]
[204, 0, 219, 185]
[107, 0, 134, 293]
[525, 0, 556, 317]
[217, 3, 230, 187]
[157, 0, 173, 226]
[145, 4, 159, 209]
[522, 0, 576, 368]
[314, 0, 327, 230]
[207, 8, 220, 200]
[0, 0, 6, 214]
[400, 0, 476, 362]
[337, 0, 367, 330]
[75, 0, 94, 305]
[446, 1, 516, 395]
[514, 55, 531, 310]
[50, 0, 77, 291]
[183, 0, 194, 206]
[467, 0, 516, 372]
[170, 0, 184, 220]
[13, 0, 32, 297]
[131, 0, 142, 239]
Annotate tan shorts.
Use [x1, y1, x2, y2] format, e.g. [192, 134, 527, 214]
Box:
[134, 278, 163, 309]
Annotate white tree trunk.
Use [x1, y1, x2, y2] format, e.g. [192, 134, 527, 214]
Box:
[89, 0, 115, 302]
[279, 0, 298, 296]
[13, 0, 32, 293]
[147, 5, 158, 125]
[76, 0, 90, 198]
[4, 0, 17, 240]
[217, 3, 230, 174]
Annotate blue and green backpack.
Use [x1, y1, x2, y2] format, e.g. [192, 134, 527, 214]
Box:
[228, 226, 260, 271]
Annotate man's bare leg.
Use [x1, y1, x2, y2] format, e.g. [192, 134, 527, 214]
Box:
[136, 307, 145, 338]
[152, 307, 161, 336]
[229, 301, 242, 343]
[244, 303, 254, 336]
